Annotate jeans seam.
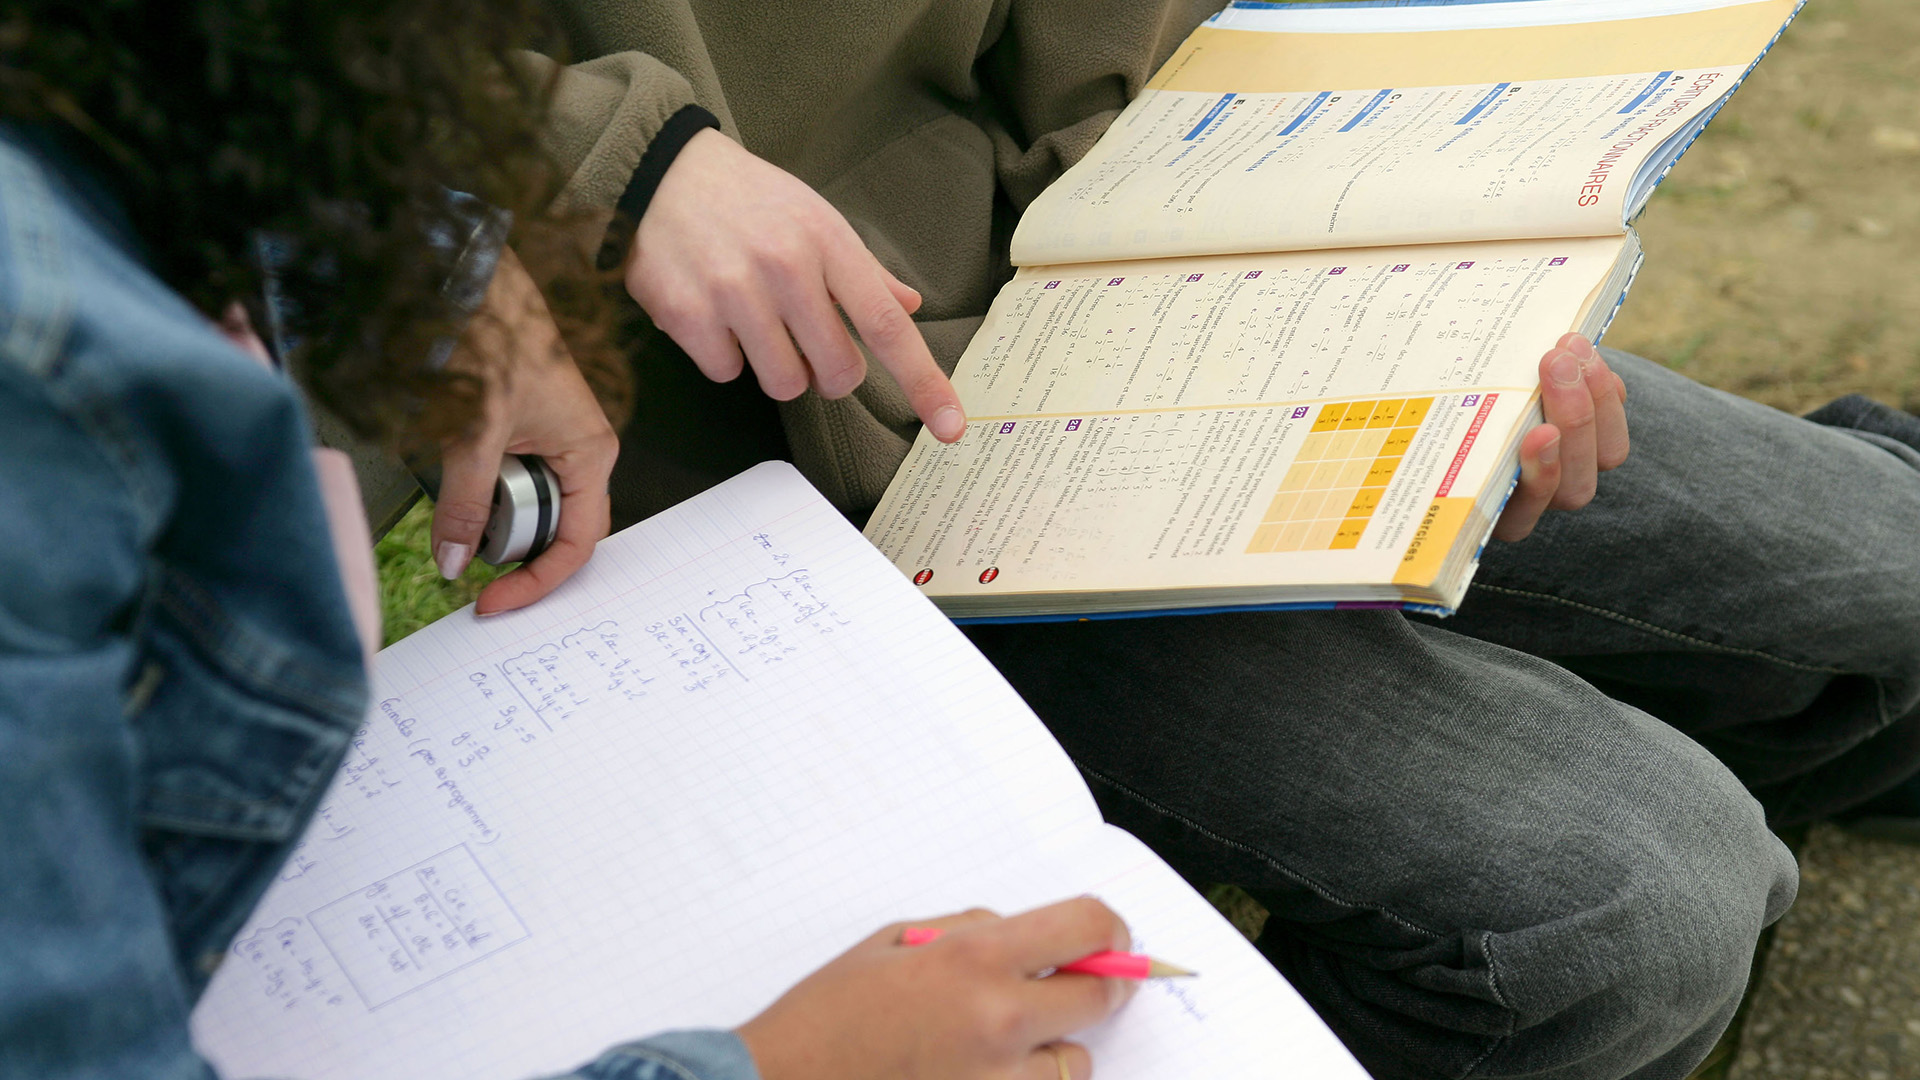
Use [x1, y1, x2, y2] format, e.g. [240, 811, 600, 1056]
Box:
[1079, 763, 1448, 938]
[1459, 931, 1516, 1079]
[1468, 583, 1851, 675]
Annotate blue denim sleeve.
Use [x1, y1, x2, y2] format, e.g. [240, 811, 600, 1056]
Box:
[564, 1031, 762, 1080]
[0, 213, 214, 1078]
[0, 361, 757, 1080]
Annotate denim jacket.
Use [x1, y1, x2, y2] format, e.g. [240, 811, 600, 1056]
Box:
[0, 126, 756, 1080]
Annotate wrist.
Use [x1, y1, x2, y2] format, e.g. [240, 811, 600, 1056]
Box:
[733, 1017, 792, 1080]
[596, 104, 722, 272]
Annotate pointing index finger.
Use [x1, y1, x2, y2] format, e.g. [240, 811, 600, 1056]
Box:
[823, 239, 966, 442]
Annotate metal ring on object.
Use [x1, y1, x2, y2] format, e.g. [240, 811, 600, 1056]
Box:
[477, 454, 561, 565]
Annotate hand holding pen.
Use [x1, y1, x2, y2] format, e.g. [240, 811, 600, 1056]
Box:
[737, 898, 1156, 1080]
[901, 926, 1194, 979]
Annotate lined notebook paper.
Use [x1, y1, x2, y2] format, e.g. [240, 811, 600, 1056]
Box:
[189, 462, 1365, 1080]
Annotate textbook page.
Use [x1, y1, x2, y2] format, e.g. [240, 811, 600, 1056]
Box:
[864, 236, 1625, 614]
[1011, 0, 1797, 264]
[190, 463, 1363, 1080]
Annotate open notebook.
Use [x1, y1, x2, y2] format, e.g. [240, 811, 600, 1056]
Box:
[189, 463, 1366, 1080]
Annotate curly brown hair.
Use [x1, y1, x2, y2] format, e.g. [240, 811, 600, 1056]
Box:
[0, 0, 625, 440]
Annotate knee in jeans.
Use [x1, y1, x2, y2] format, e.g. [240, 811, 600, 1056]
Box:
[1474, 745, 1789, 1068]
[1491, 761, 1796, 1074]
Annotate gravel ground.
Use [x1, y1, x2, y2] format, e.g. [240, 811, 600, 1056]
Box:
[1730, 827, 1920, 1080]
[1611, 1, 1920, 1072]
[1605, 0, 1920, 412]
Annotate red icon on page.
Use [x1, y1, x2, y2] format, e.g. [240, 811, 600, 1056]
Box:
[913, 569, 934, 586]
[979, 568, 1000, 584]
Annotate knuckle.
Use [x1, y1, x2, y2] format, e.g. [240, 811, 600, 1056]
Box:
[697, 348, 746, 382]
[649, 299, 692, 332]
[1076, 976, 1114, 1017]
[820, 351, 866, 394]
[757, 366, 810, 401]
[647, 295, 705, 339]
[968, 993, 1025, 1051]
[755, 238, 809, 279]
[902, 363, 951, 402]
[435, 498, 493, 534]
[950, 930, 1000, 968]
[709, 265, 756, 307]
[1494, 519, 1535, 543]
[796, 197, 846, 236]
[1554, 483, 1596, 511]
[1554, 406, 1596, 433]
[1068, 897, 1119, 944]
[1588, 366, 1620, 400]
[856, 306, 911, 351]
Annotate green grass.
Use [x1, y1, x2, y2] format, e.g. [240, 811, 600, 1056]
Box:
[375, 499, 506, 647]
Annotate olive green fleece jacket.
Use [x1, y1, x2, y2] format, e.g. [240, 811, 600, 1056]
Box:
[520, 0, 1218, 516]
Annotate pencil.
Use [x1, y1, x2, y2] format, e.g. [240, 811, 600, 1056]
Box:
[900, 927, 1196, 978]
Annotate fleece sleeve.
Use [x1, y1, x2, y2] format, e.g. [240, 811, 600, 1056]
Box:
[512, 50, 705, 217]
[979, 0, 1221, 211]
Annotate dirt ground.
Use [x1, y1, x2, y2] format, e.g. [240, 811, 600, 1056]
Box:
[1605, 0, 1920, 413]
[1550, 4, 1920, 1073]
[1730, 827, 1920, 1080]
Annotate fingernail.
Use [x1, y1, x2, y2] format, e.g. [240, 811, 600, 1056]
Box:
[436, 541, 471, 581]
[1548, 352, 1582, 387]
[1539, 437, 1561, 466]
[1569, 336, 1598, 360]
[930, 406, 965, 442]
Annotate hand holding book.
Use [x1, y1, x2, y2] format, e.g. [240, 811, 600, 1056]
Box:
[1494, 334, 1633, 543]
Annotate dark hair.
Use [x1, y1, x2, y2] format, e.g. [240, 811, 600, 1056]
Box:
[0, 0, 626, 439]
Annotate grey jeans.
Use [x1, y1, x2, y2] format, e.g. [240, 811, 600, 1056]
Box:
[965, 352, 1920, 1080]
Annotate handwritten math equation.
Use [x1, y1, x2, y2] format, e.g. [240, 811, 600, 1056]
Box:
[280, 534, 855, 901]
[471, 549, 850, 734]
[238, 844, 529, 1012]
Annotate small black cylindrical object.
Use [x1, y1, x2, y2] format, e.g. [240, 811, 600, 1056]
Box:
[478, 454, 561, 566]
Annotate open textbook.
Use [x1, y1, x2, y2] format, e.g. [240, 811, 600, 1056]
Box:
[189, 463, 1366, 1080]
[864, 0, 1801, 620]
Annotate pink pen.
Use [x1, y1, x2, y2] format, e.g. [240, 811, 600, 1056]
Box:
[900, 927, 1196, 978]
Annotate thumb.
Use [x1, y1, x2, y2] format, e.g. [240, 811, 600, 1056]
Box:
[431, 438, 508, 580]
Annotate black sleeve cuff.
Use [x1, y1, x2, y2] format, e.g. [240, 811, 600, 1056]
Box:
[596, 104, 722, 271]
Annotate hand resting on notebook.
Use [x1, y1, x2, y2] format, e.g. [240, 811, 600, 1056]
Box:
[738, 898, 1137, 1080]
[1494, 333, 1632, 542]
